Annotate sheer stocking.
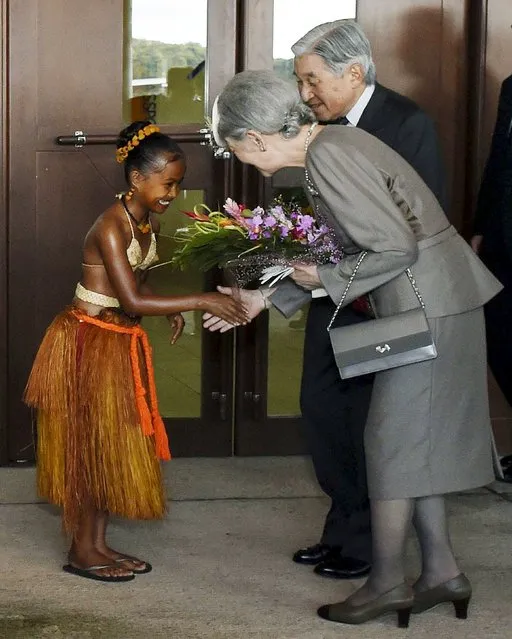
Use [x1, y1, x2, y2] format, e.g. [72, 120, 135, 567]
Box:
[344, 498, 414, 606]
[412, 495, 460, 591]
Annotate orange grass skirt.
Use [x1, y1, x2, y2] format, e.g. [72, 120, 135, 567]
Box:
[23, 307, 170, 533]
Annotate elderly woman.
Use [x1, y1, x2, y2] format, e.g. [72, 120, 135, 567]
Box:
[205, 70, 502, 627]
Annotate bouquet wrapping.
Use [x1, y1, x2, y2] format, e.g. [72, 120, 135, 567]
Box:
[171, 197, 342, 288]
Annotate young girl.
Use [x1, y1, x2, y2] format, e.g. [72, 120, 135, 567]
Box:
[24, 121, 247, 583]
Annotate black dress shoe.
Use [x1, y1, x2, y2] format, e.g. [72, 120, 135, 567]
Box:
[293, 543, 338, 565]
[314, 556, 371, 579]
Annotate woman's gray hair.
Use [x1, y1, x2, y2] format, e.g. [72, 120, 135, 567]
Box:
[292, 19, 376, 85]
[215, 70, 315, 146]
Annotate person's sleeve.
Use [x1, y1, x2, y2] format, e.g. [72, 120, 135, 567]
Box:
[267, 280, 312, 318]
[308, 142, 418, 306]
[474, 78, 512, 235]
[393, 111, 448, 212]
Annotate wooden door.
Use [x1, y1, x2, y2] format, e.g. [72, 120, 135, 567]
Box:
[6, 0, 238, 462]
[357, 0, 471, 230]
[3, 0, 493, 464]
[0, 0, 7, 463]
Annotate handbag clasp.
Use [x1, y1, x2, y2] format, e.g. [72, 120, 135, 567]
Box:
[376, 344, 391, 353]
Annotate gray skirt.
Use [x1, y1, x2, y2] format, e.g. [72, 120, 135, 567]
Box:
[365, 307, 495, 500]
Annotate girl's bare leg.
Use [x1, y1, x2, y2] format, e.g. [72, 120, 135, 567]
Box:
[68, 505, 133, 578]
[94, 511, 150, 572]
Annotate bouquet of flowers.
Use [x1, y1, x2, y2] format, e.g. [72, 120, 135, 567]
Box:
[171, 196, 342, 287]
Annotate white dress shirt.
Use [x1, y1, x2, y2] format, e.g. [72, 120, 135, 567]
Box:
[344, 84, 376, 126]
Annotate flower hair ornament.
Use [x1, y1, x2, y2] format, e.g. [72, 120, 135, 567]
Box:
[116, 124, 160, 163]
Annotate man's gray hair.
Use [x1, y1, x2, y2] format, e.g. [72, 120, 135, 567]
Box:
[292, 19, 376, 85]
[215, 70, 315, 145]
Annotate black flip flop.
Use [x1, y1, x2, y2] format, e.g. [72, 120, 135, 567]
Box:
[115, 556, 153, 574]
[63, 563, 135, 582]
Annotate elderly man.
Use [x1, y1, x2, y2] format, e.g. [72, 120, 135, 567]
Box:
[290, 19, 447, 579]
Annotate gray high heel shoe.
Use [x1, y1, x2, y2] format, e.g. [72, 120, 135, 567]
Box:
[317, 583, 414, 627]
[412, 574, 472, 617]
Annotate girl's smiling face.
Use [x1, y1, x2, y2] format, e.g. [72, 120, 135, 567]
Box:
[133, 157, 186, 213]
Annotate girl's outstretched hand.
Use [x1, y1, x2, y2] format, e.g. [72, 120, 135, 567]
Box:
[167, 313, 185, 345]
[200, 290, 249, 326]
[203, 287, 265, 332]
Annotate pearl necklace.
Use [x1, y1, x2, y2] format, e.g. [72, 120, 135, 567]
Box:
[303, 122, 319, 196]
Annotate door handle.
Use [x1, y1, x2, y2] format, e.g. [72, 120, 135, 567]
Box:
[244, 391, 261, 420]
[211, 391, 228, 421]
[55, 128, 232, 161]
[199, 127, 232, 160]
[55, 129, 214, 147]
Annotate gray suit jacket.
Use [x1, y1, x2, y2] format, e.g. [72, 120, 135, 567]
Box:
[271, 126, 502, 319]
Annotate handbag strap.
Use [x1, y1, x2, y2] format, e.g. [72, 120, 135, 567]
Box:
[326, 252, 426, 331]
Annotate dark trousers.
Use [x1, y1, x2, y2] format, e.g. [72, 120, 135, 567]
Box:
[484, 289, 512, 406]
[300, 298, 373, 563]
[480, 249, 512, 406]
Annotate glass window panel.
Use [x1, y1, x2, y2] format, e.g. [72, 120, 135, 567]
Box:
[267, 306, 306, 416]
[266, 186, 312, 417]
[124, 0, 207, 125]
[273, 1, 357, 79]
[142, 190, 205, 418]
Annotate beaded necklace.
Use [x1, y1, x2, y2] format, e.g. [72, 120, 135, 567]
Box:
[121, 197, 151, 234]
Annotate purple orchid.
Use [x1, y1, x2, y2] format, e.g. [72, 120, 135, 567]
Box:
[263, 215, 277, 228]
[297, 214, 315, 232]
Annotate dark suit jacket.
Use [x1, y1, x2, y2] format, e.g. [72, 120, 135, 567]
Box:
[474, 74, 512, 277]
[351, 83, 447, 211]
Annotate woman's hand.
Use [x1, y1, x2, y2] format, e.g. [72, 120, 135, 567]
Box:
[167, 313, 185, 345]
[203, 287, 265, 332]
[470, 234, 483, 254]
[200, 291, 249, 326]
[290, 264, 322, 290]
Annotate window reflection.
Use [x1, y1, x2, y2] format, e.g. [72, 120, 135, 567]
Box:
[273, 0, 357, 80]
[124, 0, 207, 124]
